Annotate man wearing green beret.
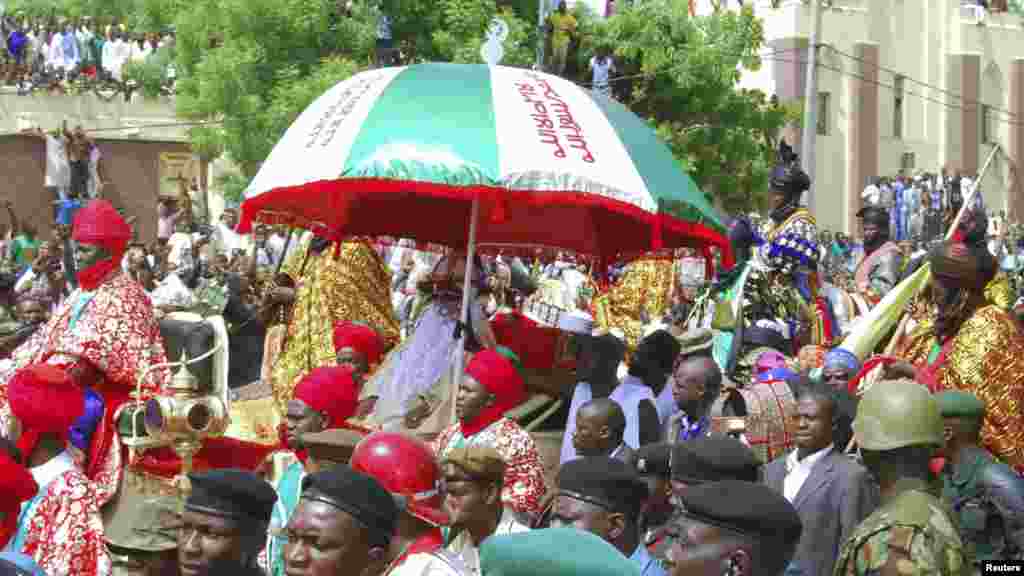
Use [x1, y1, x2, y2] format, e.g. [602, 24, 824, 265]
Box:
[936, 390, 1024, 563]
[480, 527, 641, 576]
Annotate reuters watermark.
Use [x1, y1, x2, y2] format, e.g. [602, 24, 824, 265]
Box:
[984, 561, 1024, 574]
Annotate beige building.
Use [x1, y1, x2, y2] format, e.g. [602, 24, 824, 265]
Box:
[695, 0, 1024, 234]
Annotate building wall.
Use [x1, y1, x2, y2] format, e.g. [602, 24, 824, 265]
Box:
[731, 0, 1024, 234]
[0, 134, 192, 242]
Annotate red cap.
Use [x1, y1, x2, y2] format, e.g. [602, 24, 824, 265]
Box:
[350, 432, 449, 527]
[72, 199, 132, 254]
[8, 364, 85, 435]
[293, 367, 359, 428]
[332, 321, 385, 367]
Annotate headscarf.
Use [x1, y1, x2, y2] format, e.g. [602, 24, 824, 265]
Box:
[929, 241, 983, 291]
[72, 199, 132, 291]
[332, 321, 384, 367]
[292, 367, 359, 428]
[754, 350, 789, 376]
[0, 451, 37, 550]
[7, 364, 85, 461]
[823, 348, 861, 374]
[461, 347, 527, 437]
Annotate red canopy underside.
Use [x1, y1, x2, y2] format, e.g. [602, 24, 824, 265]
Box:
[239, 178, 734, 268]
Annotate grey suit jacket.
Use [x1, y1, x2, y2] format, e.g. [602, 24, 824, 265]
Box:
[764, 449, 879, 576]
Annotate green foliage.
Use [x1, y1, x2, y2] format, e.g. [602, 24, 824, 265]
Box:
[585, 1, 790, 212]
[123, 45, 172, 98]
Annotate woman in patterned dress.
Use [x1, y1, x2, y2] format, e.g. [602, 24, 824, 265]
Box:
[433, 347, 547, 523]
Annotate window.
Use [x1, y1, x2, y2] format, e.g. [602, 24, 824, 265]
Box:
[901, 152, 915, 173]
[894, 75, 905, 138]
[982, 104, 993, 144]
[816, 92, 831, 135]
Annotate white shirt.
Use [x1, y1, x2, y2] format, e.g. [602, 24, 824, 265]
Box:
[783, 445, 833, 503]
[215, 223, 248, 256]
[390, 550, 467, 576]
[150, 272, 196, 309]
[446, 510, 529, 575]
[590, 56, 615, 89]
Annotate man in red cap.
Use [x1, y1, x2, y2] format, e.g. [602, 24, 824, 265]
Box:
[351, 432, 466, 576]
[0, 199, 170, 506]
[433, 347, 547, 522]
[3, 363, 111, 576]
[266, 366, 361, 576]
[333, 320, 384, 419]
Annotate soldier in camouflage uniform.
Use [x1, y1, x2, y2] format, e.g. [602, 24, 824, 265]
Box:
[936, 390, 1024, 564]
[833, 379, 966, 576]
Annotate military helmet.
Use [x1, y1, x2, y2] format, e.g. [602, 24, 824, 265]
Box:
[853, 378, 942, 450]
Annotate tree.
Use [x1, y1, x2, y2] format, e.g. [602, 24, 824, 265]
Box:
[584, 1, 796, 212]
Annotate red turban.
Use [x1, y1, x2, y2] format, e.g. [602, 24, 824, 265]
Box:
[72, 199, 132, 253]
[333, 321, 384, 367]
[461, 348, 527, 437]
[0, 450, 37, 549]
[8, 364, 85, 459]
[293, 367, 359, 428]
[72, 199, 132, 291]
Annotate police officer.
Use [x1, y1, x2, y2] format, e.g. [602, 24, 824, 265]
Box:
[937, 390, 1024, 563]
[833, 379, 966, 576]
[668, 481, 803, 576]
[669, 434, 760, 497]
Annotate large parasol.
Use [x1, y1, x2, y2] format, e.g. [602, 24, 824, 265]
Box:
[239, 62, 732, 371]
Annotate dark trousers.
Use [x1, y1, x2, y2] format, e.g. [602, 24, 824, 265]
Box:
[69, 160, 89, 198]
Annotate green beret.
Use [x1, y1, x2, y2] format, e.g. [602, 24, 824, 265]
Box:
[935, 390, 986, 419]
[557, 457, 648, 515]
[632, 443, 671, 478]
[679, 481, 802, 574]
[671, 435, 759, 484]
[480, 528, 641, 576]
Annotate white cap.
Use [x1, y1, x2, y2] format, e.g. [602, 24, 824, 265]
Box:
[557, 309, 594, 335]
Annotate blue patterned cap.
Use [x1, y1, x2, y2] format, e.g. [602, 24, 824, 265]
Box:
[823, 348, 861, 373]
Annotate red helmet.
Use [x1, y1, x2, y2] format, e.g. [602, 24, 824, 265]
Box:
[350, 432, 449, 526]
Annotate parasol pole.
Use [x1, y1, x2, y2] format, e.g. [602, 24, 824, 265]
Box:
[453, 195, 481, 392]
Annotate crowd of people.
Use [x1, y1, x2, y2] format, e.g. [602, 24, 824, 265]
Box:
[0, 139, 1021, 576]
[1, 14, 174, 90]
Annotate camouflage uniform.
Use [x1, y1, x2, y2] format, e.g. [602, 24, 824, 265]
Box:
[942, 446, 1024, 563]
[833, 478, 966, 576]
[837, 380, 968, 576]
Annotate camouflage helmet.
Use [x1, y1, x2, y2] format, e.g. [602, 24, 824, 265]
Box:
[853, 378, 942, 451]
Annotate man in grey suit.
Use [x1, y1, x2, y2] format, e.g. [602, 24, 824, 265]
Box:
[763, 380, 878, 576]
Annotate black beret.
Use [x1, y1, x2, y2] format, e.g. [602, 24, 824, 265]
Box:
[742, 327, 789, 352]
[679, 481, 802, 573]
[186, 469, 277, 525]
[302, 467, 397, 547]
[557, 456, 649, 515]
[632, 443, 671, 478]
[671, 435, 760, 484]
[856, 206, 889, 228]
